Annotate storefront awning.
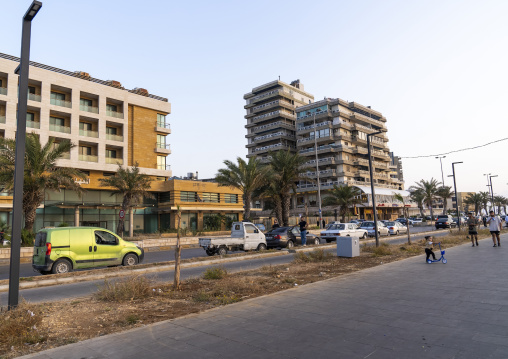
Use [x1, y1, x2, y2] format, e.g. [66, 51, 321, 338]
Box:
[352, 185, 410, 197]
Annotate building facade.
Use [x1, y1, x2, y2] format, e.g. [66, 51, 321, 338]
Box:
[244, 79, 314, 162]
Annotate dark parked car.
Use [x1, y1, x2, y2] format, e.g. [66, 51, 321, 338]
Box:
[265, 226, 321, 249]
[395, 218, 413, 226]
[435, 217, 457, 229]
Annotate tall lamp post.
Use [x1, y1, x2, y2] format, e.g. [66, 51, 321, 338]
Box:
[8, 0, 43, 310]
[367, 130, 384, 247]
[447, 161, 463, 230]
[310, 111, 322, 228]
[489, 175, 498, 213]
[436, 156, 446, 186]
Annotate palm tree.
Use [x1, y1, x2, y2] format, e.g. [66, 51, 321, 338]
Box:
[409, 188, 426, 218]
[464, 193, 482, 215]
[493, 195, 507, 215]
[479, 191, 490, 214]
[99, 163, 154, 236]
[409, 178, 441, 221]
[393, 192, 411, 245]
[322, 184, 362, 222]
[256, 177, 283, 226]
[215, 157, 267, 221]
[0, 133, 85, 232]
[266, 150, 309, 226]
[436, 186, 454, 215]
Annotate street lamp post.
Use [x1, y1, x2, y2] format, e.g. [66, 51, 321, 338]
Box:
[436, 156, 446, 186]
[311, 112, 322, 229]
[448, 162, 463, 230]
[489, 175, 498, 213]
[367, 130, 383, 247]
[8, 0, 42, 310]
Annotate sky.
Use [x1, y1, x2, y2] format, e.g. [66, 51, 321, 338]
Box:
[2, 0, 507, 196]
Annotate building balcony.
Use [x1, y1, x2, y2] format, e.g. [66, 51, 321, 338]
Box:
[0, 88, 7, 96]
[253, 131, 295, 144]
[59, 152, 71, 160]
[106, 110, 124, 119]
[157, 164, 172, 171]
[50, 98, 72, 108]
[27, 120, 40, 129]
[253, 143, 296, 154]
[372, 150, 390, 159]
[80, 104, 99, 114]
[297, 134, 335, 146]
[296, 110, 331, 123]
[79, 129, 99, 138]
[155, 121, 171, 134]
[352, 147, 368, 155]
[155, 143, 171, 154]
[106, 133, 123, 142]
[297, 121, 332, 135]
[299, 144, 342, 156]
[302, 169, 337, 179]
[79, 154, 98, 162]
[303, 157, 336, 168]
[251, 120, 294, 133]
[49, 124, 71, 134]
[357, 170, 390, 179]
[106, 157, 123, 165]
[0, 116, 5, 124]
[351, 112, 386, 129]
[354, 158, 389, 170]
[28, 93, 41, 102]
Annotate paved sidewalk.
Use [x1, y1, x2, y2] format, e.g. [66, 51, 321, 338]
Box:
[21, 237, 508, 359]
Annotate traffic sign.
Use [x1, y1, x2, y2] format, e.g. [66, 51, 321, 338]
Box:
[119, 210, 125, 219]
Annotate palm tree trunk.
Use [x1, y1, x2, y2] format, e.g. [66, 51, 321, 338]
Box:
[244, 192, 252, 221]
[129, 208, 134, 237]
[282, 194, 291, 226]
[274, 196, 283, 226]
[23, 206, 37, 233]
[429, 201, 434, 222]
[442, 198, 447, 215]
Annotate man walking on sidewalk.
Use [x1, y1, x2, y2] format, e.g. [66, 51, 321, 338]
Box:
[467, 212, 480, 247]
[299, 216, 308, 246]
[487, 210, 502, 247]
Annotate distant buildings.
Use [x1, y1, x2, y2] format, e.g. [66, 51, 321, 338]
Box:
[244, 79, 414, 222]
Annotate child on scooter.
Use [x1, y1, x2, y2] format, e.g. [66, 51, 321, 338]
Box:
[425, 236, 436, 261]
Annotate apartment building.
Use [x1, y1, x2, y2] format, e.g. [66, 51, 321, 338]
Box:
[244, 79, 314, 161]
[0, 52, 173, 232]
[244, 79, 414, 222]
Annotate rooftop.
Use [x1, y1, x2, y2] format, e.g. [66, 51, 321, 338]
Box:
[0, 52, 168, 103]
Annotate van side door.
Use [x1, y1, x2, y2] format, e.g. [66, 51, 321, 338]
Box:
[70, 229, 96, 269]
[243, 224, 260, 250]
[93, 230, 123, 267]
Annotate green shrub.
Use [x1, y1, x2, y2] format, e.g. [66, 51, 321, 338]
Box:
[203, 266, 227, 280]
[126, 314, 139, 324]
[21, 228, 34, 247]
[57, 222, 69, 227]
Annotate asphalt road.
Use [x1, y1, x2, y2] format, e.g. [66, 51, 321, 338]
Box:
[0, 226, 438, 280]
[0, 229, 449, 306]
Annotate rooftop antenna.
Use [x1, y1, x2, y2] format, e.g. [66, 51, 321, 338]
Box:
[278, 75, 280, 81]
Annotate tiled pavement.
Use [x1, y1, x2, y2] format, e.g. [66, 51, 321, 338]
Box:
[21, 235, 508, 359]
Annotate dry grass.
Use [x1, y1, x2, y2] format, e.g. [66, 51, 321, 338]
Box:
[0, 302, 46, 349]
[293, 249, 335, 263]
[94, 276, 155, 302]
[202, 266, 228, 280]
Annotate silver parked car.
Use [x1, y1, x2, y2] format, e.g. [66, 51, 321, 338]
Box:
[359, 221, 390, 237]
[320, 223, 368, 242]
[384, 221, 408, 235]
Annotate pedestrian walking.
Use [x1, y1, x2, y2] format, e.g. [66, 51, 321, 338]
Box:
[299, 216, 308, 246]
[467, 212, 480, 247]
[272, 219, 280, 229]
[322, 219, 326, 229]
[487, 211, 502, 247]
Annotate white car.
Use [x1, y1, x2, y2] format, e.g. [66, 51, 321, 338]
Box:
[385, 221, 408, 235]
[320, 223, 368, 243]
[411, 218, 423, 224]
[359, 221, 390, 237]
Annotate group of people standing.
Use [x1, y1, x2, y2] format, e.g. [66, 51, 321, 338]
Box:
[467, 211, 502, 247]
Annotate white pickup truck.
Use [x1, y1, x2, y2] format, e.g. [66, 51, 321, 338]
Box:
[199, 222, 267, 256]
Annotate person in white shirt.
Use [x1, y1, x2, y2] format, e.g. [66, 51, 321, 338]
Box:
[486, 210, 502, 247]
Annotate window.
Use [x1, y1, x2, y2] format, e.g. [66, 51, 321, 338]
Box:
[157, 155, 166, 170]
[80, 122, 92, 131]
[157, 113, 166, 125]
[180, 191, 197, 202]
[28, 86, 36, 94]
[94, 230, 118, 245]
[80, 98, 92, 107]
[106, 104, 117, 112]
[50, 117, 65, 127]
[26, 112, 35, 122]
[106, 127, 117, 135]
[244, 224, 257, 234]
[157, 134, 166, 147]
[50, 92, 65, 101]
[80, 146, 92, 155]
[106, 149, 116, 158]
[201, 193, 219, 203]
[103, 172, 115, 177]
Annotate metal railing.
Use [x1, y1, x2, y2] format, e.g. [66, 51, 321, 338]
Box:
[50, 98, 72, 108]
[254, 131, 293, 142]
[0, 88, 7, 95]
[106, 110, 124, 119]
[156, 121, 171, 130]
[157, 164, 171, 171]
[297, 121, 331, 132]
[156, 143, 171, 150]
[79, 154, 98, 162]
[79, 129, 99, 138]
[80, 104, 99, 114]
[26, 120, 40, 129]
[49, 124, 71, 134]
[106, 133, 123, 141]
[106, 157, 123, 164]
[27, 93, 41, 102]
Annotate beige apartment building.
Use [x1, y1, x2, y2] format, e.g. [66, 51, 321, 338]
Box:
[244, 79, 314, 161]
[245, 80, 414, 222]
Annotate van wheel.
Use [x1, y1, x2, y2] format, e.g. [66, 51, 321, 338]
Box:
[51, 259, 72, 274]
[217, 246, 228, 256]
[205, 249, 215, 256]
[123, 253, 139, 266]
[257, 243, 267, 251]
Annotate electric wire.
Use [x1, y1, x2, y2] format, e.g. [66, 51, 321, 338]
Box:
[400, 137, 508, 159]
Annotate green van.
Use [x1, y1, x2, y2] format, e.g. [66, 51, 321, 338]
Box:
[32, 227, 144, 275]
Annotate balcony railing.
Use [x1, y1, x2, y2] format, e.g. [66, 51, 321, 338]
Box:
[79, 129, 99, 138]
[156, 121, 171, 129]
[254, 143, 295, 152]
[59, 152, 71, 160]
[157, 164, 171, 171]
[79, 154, 98, 162]
[106, 133, 123, 141]
[28, 93, 41, 102]
[49, 124, 71, 134]
[0, 88, 7, 95]
[106, 157, 123, 164]
[27, 120, 40, 129]
[253, 131, 294, 142]
[50, 98, 72, 108]
[106, 110, 124, 119]
[156, 143, 171, 150]
[0, 116, 5, 124]
[297, 121, 331, 132]
[80, 104, 99, 114]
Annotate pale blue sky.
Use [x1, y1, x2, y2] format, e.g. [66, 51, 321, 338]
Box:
[2, 0, 507, 196]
